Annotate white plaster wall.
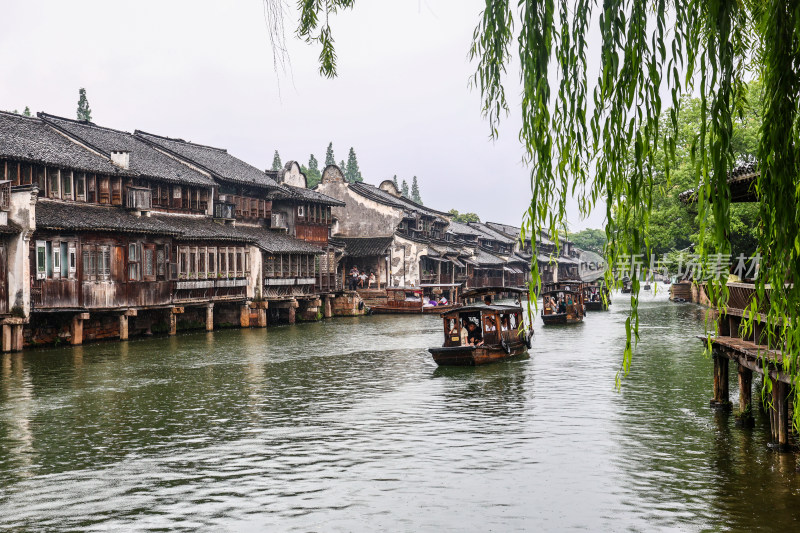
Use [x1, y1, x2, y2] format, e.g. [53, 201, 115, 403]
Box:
[388, 235, 429, 287]
[248, 244, 262, 300]
[7, 188, 37, 317]
[281, 161, 307, 188]
[316, 180, 403, 237]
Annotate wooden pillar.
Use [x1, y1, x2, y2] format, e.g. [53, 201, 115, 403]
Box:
[119, 315, 129, 341]
[70, 313, 88, 346]
[240, 304, 250, 328]
[711, 347, 731, 409]
[288, 305, 296, 325]
[736, 364, 754, 427]
[205, 304, 214, 331]
[771, 378, 790, 450]
[169, 313, 177, 336]
[324, 296, 332, 319]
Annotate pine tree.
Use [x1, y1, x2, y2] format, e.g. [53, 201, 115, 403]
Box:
[306, 154, 322, 188]
[271, 151, 282, 171]
[23, 106, 31, 117]
[76, 88, 92, 122]
[325, 142, 336, 166]
[344, 147, 363, 183]
[392, 175, 399, 189]
[411, 176, 422, 204]
[339, 159, 346, 170]
[401, 179, 409, 198]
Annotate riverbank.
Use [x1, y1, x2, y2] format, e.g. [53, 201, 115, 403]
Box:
[2, 290, 798, 530]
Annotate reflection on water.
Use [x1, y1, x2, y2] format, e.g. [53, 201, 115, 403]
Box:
[1, 292, 799, 531]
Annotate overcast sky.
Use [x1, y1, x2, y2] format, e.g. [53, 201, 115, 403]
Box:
[1, 0, 605, 231]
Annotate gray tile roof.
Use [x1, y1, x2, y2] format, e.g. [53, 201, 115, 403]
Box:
[485, 221, 521, 239]
[0, 221, 22, 235]
[468, 222, 516, 244]
[135, 131, 279, 190]
[0, 112, 130, 176]
[150, 214, 254, 243]
[234, 225, 324, 254]
[281, 184, 345, 206]
[36, 200, 181, 235]
[447, 220, 484, 237]
[472, 248, 506, 267]
[39, 114, 215, 187]
[348, 182, 449, 219]
[338, 236, 394, 257]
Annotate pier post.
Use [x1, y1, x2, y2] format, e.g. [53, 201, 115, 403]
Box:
[770, 378, 790, 451]
[1, 322, 24, 352]
[323, 296, 332, 319]
[736, 364, 754, 427]
[256, 307, 267, 328]
[239, 304, 250, 328]
[205, 304, 214, 331]
[288, 303, 296, 325]
[70, 313, 88, 346]
[711, 347, 731, 409]
[119, 315, 129, 341]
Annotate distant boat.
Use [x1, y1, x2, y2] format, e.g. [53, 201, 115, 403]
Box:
[583, 282, 611, 311]
[540, 280, 585, 325]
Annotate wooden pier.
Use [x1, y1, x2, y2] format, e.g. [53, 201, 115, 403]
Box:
[703, 282, 794, 451]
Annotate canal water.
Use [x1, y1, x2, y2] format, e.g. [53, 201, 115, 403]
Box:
[1, 290, 799, 531]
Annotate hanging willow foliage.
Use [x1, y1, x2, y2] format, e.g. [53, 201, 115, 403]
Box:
[284, 1, 800, 428]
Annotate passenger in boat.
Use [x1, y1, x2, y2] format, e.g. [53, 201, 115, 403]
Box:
[558, 299, 567, 314]
[484, 295, 492, 306]
[439, 295, 448, 305]
[500, 316, 511, 331]
[460, 320, 470, 346]
[466, 322, 484, 346]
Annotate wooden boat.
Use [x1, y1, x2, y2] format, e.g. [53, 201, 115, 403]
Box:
[583, 282, 611, 311]
[370, 287, 462, 314]
[540, 280, 585, 325]
[620, 277, 632, 294]
[429, 303, 532, 366]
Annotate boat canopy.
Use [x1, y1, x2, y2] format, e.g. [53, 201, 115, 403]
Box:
[461, 286, 528, 299]
[440, 304, 521, 318]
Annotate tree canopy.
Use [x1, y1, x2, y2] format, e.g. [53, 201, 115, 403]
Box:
[306, 154, 322, 188]
[448, 209, 480, 223]
[344, 147, 363, 183]
[411, 176, 422, 204]
[271, 150, 282, 172]
[76, 88, 91, 122]
[569, 229, 606, 255]
[325, 142, 336, 167]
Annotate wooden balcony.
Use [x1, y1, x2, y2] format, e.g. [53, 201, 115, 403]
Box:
[126, 186, 152, 210]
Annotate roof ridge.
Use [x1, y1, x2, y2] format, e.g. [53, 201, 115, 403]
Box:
[0, 110, 42, 122]
[134, 129, 228, 152]
[38, 112, 133, 137]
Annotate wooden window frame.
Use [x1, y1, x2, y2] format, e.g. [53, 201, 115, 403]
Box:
[128, 242, 141, 281]
[143, 244, 156, 281]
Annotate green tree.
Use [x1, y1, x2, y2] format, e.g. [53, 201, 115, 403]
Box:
[76, 88, 91, 122]
[569, 229, 606, 254]
[339, 159, 345, 171]
[344, 147, 363, 183]
[400, 179, 409, 199]
[325, 142, 335, 166]
[306, 154, 322, 188]
[448, 209, 480, 223]
[271, 150, 282, 171]
[22, 106, 31, 117]
[411, 176, 422, 204]
[392, 175, 399, 190]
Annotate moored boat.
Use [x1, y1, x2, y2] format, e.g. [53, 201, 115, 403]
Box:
[370, 287, 462, 314]
[429, 303, 532, 366]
